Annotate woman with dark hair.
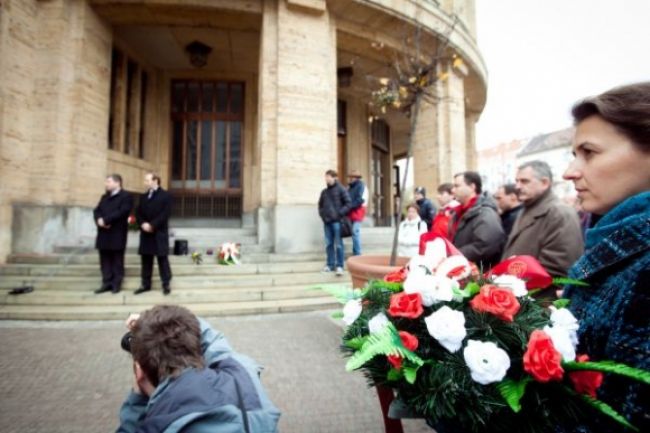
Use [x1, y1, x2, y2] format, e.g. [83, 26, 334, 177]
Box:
[397, 203, 428, 257]
[562, 82, 650, 432]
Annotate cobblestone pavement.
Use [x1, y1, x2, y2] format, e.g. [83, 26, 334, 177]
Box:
[0, 311, 432, 433]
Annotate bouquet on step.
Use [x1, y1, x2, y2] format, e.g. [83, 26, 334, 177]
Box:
[127, 215, 139, 231]
[326, 236, 649, 433]
[217, 242, 240, 265]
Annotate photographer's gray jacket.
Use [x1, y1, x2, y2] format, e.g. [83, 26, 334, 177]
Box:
[116, 319, 280, 433]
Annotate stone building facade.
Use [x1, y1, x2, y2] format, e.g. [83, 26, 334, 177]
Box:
[0, 0, 487, 263]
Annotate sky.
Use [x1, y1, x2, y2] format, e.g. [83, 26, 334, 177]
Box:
[475, 0, 650, 149]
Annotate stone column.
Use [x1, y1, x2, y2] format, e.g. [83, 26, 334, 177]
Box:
[257, 0, 337, 253]
[465, 110, 480, 171]
[436, 61, 468, 180]
[0, 0, 111, 259]
[0, 0, 38, 263]
[412, 99, 440, 200]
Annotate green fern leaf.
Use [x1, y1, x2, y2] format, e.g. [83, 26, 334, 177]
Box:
[553, 277, 589, 287]
[553, 298, 571, 309]
[403, 365, 420, 384]
[387, 368, 403, 381]
[578, 393, 639, 431]
[563, 360, 650, 385]
[496, 377, 531, 413]
[344, 335, 369, 350]
[310, 283, 357, 304]
[345, 323, 423, 372]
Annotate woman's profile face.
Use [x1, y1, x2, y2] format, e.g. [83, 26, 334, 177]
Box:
[564, 115, 650, 215]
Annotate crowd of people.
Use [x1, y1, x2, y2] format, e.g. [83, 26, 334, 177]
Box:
[108, 82, 648, 432]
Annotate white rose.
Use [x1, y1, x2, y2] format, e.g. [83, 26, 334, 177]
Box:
[408, 255, 435, 276]
[543, 325, 577, 362]
[368, 312, 390, 334]
[403, 274, 456, 306]
[423, 237, 448, 270]
[549, 306, 580, 346]
[492, 274, 528, 297]
[342, 299, 362, 326]
[424, 306, 467, 353]
[435, 255, 472, 280]
[463, 340, 511, 385]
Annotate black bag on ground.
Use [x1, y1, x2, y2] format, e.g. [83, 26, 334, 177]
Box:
[340, 217, 353, 238]
[173, 239, 189, 255]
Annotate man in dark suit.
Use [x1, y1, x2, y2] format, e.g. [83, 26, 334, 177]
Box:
[94, 174, 133, 294]
[135, 172, 173, 295]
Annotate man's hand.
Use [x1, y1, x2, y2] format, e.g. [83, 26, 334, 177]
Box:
[141, 222, 153, 233]
[125, 313, 140, 331]
[97, 217, 105, 228]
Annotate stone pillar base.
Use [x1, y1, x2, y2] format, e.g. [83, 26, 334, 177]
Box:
[11, 205, 97, 255]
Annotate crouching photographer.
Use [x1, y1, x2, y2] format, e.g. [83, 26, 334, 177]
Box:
[117, 305, 280, 433]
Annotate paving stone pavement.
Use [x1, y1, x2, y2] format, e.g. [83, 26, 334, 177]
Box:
[0, 311, 432, 433]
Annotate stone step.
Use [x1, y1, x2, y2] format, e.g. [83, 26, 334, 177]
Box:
[6, 247, 393, 265]
[0, 283, 347, 306]
[0, 271, 349, 291]
[53, 243, 273, 255]
[0, 261, 329, 277]
[0, 296, 342, 320]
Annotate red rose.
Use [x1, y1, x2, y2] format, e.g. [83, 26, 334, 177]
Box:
[128, 215, 135, 224]
[569, 354, 603, 398]
[388, 292, 423, 319]
[523, 330, 564, 382]
[384, 267, 408, 283]
[469, 284, 521, 322]
[387, 331, 419, 370]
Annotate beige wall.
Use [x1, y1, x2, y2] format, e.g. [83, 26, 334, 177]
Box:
[0, 0, 112, 262]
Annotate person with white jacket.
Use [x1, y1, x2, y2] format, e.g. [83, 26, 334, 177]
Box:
[398, 203, 428, 257]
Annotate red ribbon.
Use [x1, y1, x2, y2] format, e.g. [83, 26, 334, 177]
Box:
[418, 233, 462, 256]
[488, 255, 553, 289]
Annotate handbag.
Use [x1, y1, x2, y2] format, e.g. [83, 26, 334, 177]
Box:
[340, 217, 353, 238]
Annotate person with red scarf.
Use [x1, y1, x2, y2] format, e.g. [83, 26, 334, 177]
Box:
[450, 171, 505, 269]
[430, 182, 460, 240]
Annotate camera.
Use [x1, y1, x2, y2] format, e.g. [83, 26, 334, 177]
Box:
[121, 332, 133, 353]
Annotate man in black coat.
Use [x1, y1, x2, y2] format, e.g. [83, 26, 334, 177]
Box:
[94, 174, 134, 294]
[318, 169, 351, 276]
[134, 173, 173, 295]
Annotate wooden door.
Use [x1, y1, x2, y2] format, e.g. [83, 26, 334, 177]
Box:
[170, 80, 244, 218]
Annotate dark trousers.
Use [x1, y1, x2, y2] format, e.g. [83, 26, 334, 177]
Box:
[99, 250, 125, 289]
[141, 254, 172, 288]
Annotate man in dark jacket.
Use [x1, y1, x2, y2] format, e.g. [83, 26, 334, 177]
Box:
[93, 174, 133, 294]
[134, 172, 173, 295]
[414, 186, 436, 230]
[347, 169, 366, 256]
[493, 183, 523, 237]
[451, 171, 505, 269]
[318, 169, 351, 276]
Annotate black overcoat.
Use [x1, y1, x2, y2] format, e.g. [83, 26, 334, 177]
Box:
[93, 190, 134, 251]
[136, 188, 172, 256]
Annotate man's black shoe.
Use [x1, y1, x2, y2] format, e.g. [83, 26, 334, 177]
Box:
[94, 285, 112, 294]
[111, 286, 121, 294]
[163, 285, 171, 296]
[134, 286, 151, 295]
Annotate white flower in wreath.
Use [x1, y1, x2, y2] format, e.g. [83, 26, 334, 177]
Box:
[403, 274, 456, 306]
[423, 237, 448, 270]
[342, 299, 363, 326]
[492, 274, 528, 297]
[463, 340, 511, 385]
[368, 312, 390, 334]
[424, 306, 467, 353]
[435, 255, 472, 280]
[549, 306, 579, 346]
[408, 255, 435, 276]
[543, 325, 577, 362]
